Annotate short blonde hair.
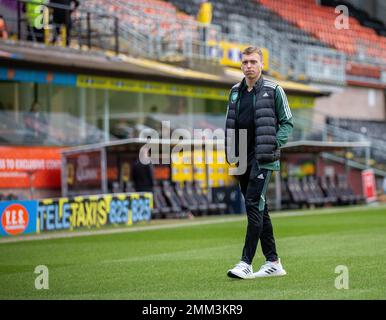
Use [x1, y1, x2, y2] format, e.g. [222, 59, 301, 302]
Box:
[242, 46, 263, 62]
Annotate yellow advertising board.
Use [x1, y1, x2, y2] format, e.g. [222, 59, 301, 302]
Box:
[77, 75, 229, 101]
[208, 41, 269, 70]
[77, 76, 315, 108]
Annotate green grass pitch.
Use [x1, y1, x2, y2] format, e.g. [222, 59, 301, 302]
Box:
[0, 205, 385, 299]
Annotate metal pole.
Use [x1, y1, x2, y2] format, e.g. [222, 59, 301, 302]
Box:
[87, 12, 91, 50]
[365, 145, 371, 168]
[103, 89, 109, 142]
[101, 148, 108, 194]
[17, 0, 21, 40]
[114, 17, 119, 55]
[61, 155, 68, 197]
[79, 87, 86, 140]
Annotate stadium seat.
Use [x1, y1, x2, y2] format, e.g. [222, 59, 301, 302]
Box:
[184, 182, 209, 216]
[258, 0, 386, 62]
[173, 181, 201, 216]
[307, 175, 336, 206]
[168, 0, 325, 49]
[192, 182, 227, 215]
[153, 183, 181, 219]
[300, 176, 325, 208]
[287, 176, 307, 208]
[281, 179, 293, 209]
[337, 174, 365, 205]
[161, 180, 190, 218]
[326, 175, 352, 205]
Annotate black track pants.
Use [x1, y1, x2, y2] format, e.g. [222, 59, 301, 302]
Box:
[237, 162, 278, 265]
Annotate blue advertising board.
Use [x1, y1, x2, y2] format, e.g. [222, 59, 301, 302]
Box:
[0, 201, 38, 236]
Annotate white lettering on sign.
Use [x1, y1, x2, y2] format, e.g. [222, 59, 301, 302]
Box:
[15, 159, 45, 170]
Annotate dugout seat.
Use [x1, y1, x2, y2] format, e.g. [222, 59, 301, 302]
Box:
[192, 182, 227, 215]
[169, 181, 201, 216]
[161, 180, 190, 218]
[326, 175, 351, 205]
[337, 174, 365, 205]
[153, 183, 180, 219]
[184, 182, 209, 216]
[287, 176, 307, 208]
[300, 177, 325, 208]
[308, 175, 337, 205]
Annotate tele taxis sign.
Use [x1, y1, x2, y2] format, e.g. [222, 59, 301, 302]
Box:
[0, 193, 152, 237]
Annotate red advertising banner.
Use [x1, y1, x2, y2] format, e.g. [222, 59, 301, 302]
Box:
[0, 147, 62, 189]
[361, 169, 377, 202]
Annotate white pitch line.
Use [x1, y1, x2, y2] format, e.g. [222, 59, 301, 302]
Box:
[0, 204, 385, 244]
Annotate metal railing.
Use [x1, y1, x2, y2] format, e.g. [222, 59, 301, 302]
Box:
[7, 0, 385, 85]
[14, 0, 120, 53]
[293, 111, 386, 171]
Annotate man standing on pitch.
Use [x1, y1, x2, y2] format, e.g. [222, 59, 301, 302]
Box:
[225, 46, 293, 279]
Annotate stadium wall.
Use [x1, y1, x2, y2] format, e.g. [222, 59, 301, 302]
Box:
[313, 85, 385, 124]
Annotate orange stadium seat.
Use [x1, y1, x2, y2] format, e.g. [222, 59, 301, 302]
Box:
[257, 0, 386, 61]
[81, 0, 198, 40]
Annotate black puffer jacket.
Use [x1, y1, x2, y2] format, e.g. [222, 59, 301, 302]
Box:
[225, 76, 279, 165]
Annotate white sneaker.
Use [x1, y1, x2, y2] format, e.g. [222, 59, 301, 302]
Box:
[253, 258, 287, 278]
[227, 261, 254, 279]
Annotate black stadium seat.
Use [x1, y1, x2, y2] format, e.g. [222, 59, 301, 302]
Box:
[161, 181, 190, 218]
[192, 182, 227, 215]
[308, 176, 337, 206]
[153, 183, 181, 219]
[287, 176, 307, 208]
[184, 182, 209, 216]
[173, 182, 201, 216]
[300, 177, 324, 208]
[336, 174, 365, 205]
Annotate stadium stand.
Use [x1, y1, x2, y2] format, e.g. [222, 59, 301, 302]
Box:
[327, 117, 386, 141]
[76, 0, 214, 60]
[258, 0, 386, 62]
[168, 0, 324, 47]
[323, 117, 386, 172]
[3, 0, 382, 85]
[321, 0, 386, 37]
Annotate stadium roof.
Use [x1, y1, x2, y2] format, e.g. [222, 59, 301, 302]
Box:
[61, 138, 371, 156]
[0, 41, 326, 97]
[281, 140, 371, 154]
